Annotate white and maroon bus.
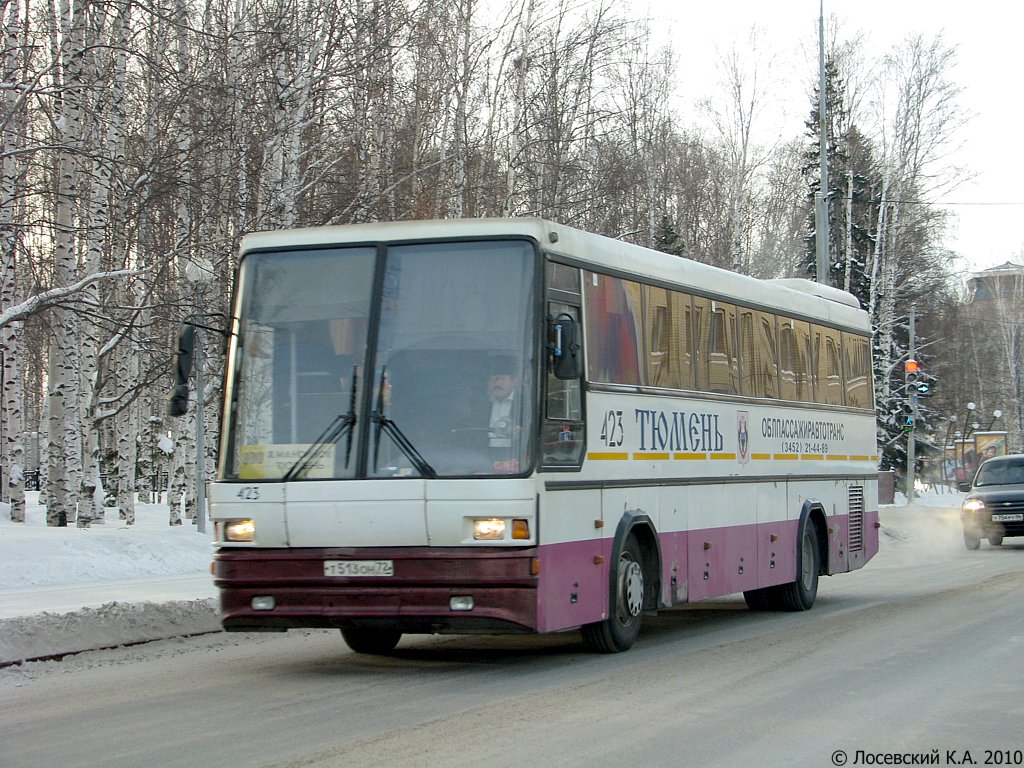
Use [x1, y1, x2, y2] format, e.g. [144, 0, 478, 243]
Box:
[206, 218, 878, 654]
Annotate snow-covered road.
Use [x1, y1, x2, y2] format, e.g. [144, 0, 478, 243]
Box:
[0, 487, 990, 665]
[3, 488, 1023, 768]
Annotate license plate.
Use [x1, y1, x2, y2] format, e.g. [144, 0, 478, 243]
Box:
[991, 513, 1023, 523]
[324, 560, 394, 577]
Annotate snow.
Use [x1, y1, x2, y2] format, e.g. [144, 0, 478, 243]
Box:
[0, 492, 217, 664]
[0, 494, 211, 589]
[0, 486, 967, 666]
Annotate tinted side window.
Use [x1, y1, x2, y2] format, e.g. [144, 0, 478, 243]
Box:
[740, 309, 779, 398]
[644, 285, 692, 389]
[584, 272, 642, 385]
[695, 297, 739, 394]
[843, 332, 874, 409]
[813, 325, 844, 405]
[779, 319, 813, 402]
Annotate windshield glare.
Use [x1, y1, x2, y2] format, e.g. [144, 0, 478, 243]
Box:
[975, 459, 1024, 487]
[222, 239, 536, 480]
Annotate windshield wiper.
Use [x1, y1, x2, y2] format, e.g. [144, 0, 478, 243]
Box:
[283, 366, 358, 481]
[370, 366, 437, 479]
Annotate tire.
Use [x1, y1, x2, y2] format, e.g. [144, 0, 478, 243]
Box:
[988, 534, 1004, 547]
[581, 536, 645, 653]
[963, 530, 981, 550]
[340, 626, 402, 654]
[752, 517, 821, 612]
[743, 587, 773, 611]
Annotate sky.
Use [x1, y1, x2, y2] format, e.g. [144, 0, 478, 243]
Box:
[635, 0, 1024, 276]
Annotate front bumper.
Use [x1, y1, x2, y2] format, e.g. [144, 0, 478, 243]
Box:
[961, 510, 1024, 539]
[213, 546, 539, 635]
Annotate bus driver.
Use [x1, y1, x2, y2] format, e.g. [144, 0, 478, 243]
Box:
[487, 355, 520, 473]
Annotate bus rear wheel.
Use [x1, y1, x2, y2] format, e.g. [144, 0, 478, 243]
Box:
[341, 626, 402, 655]
[581, 536, 645, 653]
[743, 518, 820, 612]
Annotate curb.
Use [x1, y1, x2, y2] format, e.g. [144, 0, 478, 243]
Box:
[0, 598, 221, 666]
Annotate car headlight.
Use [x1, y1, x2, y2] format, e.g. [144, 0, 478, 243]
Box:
[962, 499, 986, 514]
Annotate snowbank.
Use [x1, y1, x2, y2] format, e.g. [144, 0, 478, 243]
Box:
[0, 493, 216, 664]
[0, 492, 212, 588]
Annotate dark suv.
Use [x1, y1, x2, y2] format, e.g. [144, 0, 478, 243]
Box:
[959, 454, 1024, 549]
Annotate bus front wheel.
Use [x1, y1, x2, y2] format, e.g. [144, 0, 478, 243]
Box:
[581, 536, 645, 653]
[341, 626, 402, 655]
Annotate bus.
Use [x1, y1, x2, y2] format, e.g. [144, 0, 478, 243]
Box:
[199, 217, 878, 654]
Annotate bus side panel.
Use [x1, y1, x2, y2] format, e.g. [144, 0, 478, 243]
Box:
[840, 477, 879, 573]
[685, 482, 763, 601]
[657, 490, 689, 605]
[856, 478, 880, 567]
[535, 489, 609, 633]
[755, 481, 793, 589]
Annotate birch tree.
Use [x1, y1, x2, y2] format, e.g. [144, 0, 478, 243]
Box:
[706, 29, 773, 276]
[864, 34, 964, 470]
[1, 0, 28, 520]
[44, 0, 91, 526]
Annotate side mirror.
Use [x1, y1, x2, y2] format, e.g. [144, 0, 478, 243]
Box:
[168, 384, 190, 417]
[168, 325, 195, 417]
[549, 313, 581, 380]
[956, 481, 970, 493]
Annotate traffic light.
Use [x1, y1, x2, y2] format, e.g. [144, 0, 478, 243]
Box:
[904, 359, 920, 399]
[904, 358, 935, 398]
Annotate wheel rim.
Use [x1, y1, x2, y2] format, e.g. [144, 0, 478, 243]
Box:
[617, 553, 644, 622]
[800, 531, 815, 590]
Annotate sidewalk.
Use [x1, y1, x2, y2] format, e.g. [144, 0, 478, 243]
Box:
[0, 573, 219, 665]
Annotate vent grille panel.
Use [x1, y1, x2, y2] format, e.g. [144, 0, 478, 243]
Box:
[848, 486, 865, 551]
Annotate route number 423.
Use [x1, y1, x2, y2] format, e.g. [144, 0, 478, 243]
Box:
[600, 410, 624, 447]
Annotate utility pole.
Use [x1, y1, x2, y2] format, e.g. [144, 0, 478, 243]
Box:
[905, 308, 916, 502]
[815, 0, 830, 285]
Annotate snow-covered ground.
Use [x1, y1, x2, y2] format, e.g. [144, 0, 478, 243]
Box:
[0, 492, 217, 664]
[0, 486, 967, 665]
[0, 492, 212, 591]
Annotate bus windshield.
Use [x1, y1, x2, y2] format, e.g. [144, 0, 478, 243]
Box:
[222, 239, 537, 481]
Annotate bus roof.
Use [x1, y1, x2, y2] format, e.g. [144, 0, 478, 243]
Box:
[240, 217, 869, 332]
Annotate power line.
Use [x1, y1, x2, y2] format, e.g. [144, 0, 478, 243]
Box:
[833, 196, 1024, 206]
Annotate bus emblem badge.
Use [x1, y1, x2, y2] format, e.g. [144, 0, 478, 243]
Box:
[737, 411, 750, 464]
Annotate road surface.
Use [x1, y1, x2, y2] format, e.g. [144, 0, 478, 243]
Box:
[3, 501, 1023, 768]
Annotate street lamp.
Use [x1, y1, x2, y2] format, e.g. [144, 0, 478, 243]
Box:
[987, 409, 1003, 430]
[957, 403, 976, 474]
[963, 401, 976, 431]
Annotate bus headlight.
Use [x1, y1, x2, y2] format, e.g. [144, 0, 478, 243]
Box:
[224, 519, 256, 542]
[473, 518, 505, 540]
[471, 518, 530, 541]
